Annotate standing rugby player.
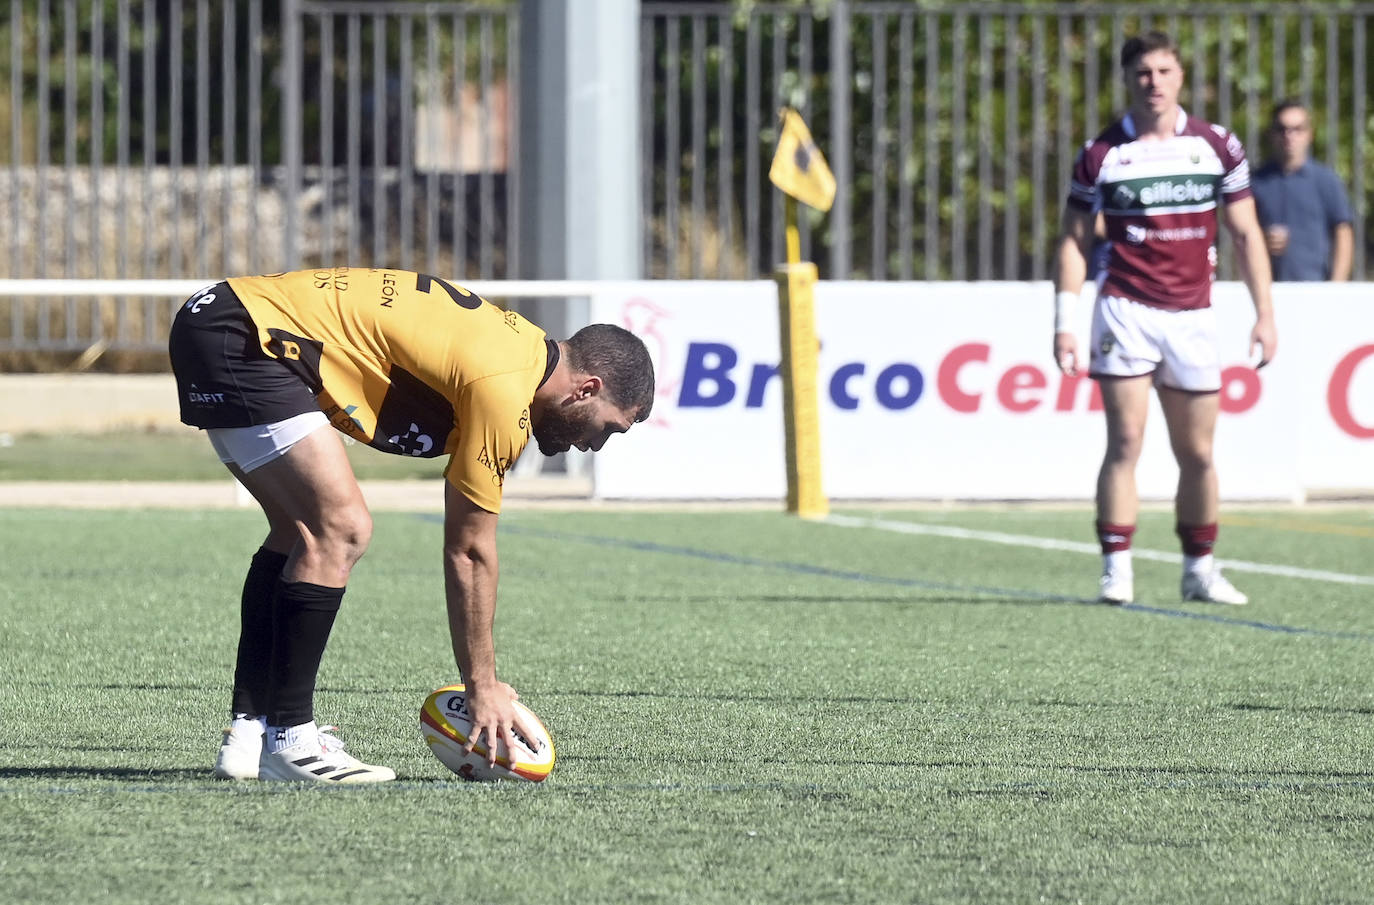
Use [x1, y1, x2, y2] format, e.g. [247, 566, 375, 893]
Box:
[1052, 32, 1277, 605]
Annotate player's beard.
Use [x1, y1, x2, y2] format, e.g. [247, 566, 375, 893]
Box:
[533, 403, 596, 456]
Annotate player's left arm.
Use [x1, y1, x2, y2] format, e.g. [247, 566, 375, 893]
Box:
[1222, 196, 1277, 368]
[441, 484, 501, 690]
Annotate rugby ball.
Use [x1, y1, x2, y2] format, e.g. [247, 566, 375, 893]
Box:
[419, 684, 555, 782]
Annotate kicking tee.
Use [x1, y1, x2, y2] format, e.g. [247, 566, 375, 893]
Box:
[227, 267, 553, 513]
[1067, 107, 1251, 310]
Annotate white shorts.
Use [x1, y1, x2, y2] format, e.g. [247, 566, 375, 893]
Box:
[1089, 294, 1221, 392]
[205, 410, 330, 473]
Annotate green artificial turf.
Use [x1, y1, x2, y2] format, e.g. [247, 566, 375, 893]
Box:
[2, 506, 1372, 904]
[0, 428, 448, 481]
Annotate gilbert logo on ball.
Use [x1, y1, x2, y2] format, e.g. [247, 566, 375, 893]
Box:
[419, 684, 555, 782]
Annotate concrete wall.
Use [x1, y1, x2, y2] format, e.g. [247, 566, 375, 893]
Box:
[0, 374, 180, 434]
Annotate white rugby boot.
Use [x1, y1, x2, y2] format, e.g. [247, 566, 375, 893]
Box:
[1181, 569, 1248, 605]
[213, 716, 265, 780]
[1098, 567, 1134, 605]
[258, 722, 396, 783]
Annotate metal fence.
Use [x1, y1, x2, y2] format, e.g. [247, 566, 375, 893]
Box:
[0, 0, 519, 356]
[1, 1, 1371, 356]
[642, 1, 1373, 281]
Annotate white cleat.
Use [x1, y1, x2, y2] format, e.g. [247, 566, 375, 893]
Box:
[258, 726, 396, 784]
[1098, 569, 1134, 605]
[213, 721, 264, 780]
[1181, 569, 1249, 605]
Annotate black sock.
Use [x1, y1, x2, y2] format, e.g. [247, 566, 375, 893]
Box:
[230, 547, 288, 717]
[266, 580, 345, 727]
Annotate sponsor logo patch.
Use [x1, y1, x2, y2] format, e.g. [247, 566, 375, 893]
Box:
[1138, 179, 1214, 206]
[388, 422, 434, 457]
[186, 381, 226, 405]
[1112, 185, 1138, 208]
[477, 444, 510, 486]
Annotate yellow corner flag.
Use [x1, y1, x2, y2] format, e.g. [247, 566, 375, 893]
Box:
[768, 108, 835, 213]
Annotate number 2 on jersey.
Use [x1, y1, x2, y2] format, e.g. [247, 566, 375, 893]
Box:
[415, 272, 481, 310]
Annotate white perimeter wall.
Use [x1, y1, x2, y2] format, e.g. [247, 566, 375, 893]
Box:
[591, 281, 1374, 502]
[0, 374, 180, 434]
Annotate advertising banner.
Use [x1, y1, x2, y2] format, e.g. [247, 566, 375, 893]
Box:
[590, 281, 1370, 501]
[1288, 282, 1374, 492]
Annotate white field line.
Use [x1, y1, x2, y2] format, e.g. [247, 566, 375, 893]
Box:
[825, 514, 1374, 588]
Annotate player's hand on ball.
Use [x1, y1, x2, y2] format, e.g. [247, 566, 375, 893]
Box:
[420, 683, 555, 781]
[1054, 332, 1079, 377]
[463, 680, 526, 767]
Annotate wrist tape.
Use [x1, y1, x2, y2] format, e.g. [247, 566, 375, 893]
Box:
[1054, 290, 1079, 334]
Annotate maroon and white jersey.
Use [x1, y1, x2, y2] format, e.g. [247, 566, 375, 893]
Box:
[1067, 107, 1251, 310]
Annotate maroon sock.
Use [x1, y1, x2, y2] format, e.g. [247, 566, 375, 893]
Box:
[1095, 521, 1135, 554]
[1176, 522, 1218, 557]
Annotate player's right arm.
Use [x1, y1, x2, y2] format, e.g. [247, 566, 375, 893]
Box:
[438, 371, 545, 768]
[1053, 205, 1096, 377]
[441, 483, 538, 768]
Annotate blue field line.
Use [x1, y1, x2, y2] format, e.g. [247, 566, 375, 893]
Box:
[493, 522, 1090, 603]
[1120, 602, 1374, 641]
[482, 521, 1374, 643]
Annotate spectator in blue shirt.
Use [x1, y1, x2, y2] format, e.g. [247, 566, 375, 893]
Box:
[1251, 100, 1354, 281]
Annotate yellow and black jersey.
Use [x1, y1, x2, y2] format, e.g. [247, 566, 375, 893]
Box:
[227, 267, 551, 513]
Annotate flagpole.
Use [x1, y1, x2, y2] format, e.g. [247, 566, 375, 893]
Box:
[770, 107, 832, 520]
[784, 194, 801, 265]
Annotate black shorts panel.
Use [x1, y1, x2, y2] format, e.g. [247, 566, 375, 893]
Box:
[168, 282, 321, 429]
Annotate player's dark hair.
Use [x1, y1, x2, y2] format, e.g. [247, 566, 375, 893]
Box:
[564, 324, 656, 420]
[1269, 98, 1309, 129]
[1120, 31, 1180, 70]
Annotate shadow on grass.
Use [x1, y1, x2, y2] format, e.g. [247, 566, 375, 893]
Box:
[1032, 760, 1374, 782]
[564, 754, 1374, 787]
[604, 593, 1098, 606]
[1028, 697, 1374, 717]
[0, 766, 208, 781]
[10, 681, 210, 692]
[544, 688, 1374, 720]
[11, 681, 418, 697]
[548, 688, 934, 705]
[1225, 701, 1374, 716]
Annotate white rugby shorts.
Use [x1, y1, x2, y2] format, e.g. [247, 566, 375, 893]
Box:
[1088, 294, 1221, 392]
[206, 410, 331, 473]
